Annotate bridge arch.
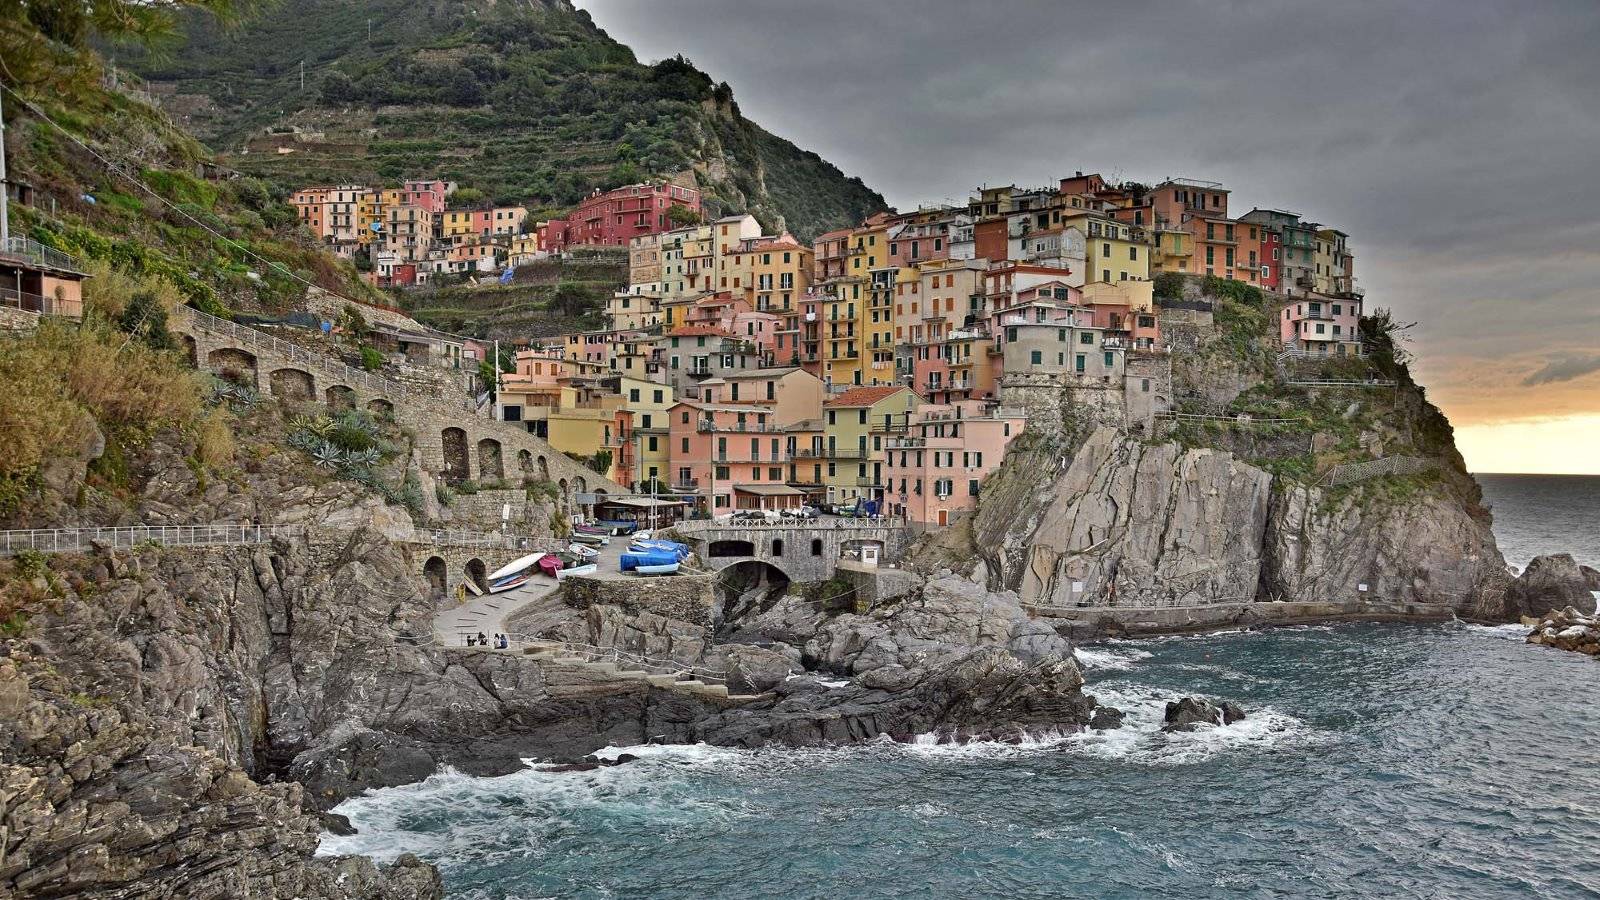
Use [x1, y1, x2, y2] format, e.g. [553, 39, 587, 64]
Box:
[715, 559, 793, 634]
[207, 347, 257, 385]
[477, 438, 505, 482]
[269, 367, 315, 401]
[709, 538, 756, 558]
[325, 384, 356, 411]
[423, 556, 448, 600]
[442, 428, 470, 482]
[464, 557, 488, 593]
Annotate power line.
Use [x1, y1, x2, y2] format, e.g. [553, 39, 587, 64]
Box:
[0, 81, 367, 308]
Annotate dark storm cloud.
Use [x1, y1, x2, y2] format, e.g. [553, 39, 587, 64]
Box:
[1522, 354, 1600, 387]
[579, 0, 1600, 426]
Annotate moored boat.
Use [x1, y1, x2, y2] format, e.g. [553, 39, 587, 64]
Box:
[486, 552, 545, 593]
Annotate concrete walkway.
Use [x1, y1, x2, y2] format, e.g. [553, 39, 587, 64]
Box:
[432, 538, 629, 646]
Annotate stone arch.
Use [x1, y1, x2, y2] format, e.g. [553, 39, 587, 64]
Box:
[367, 398, 394, 419]
[325, 384, 356, 411]
[558, 477, 568, 497]
[268, 367, 315, 401]
[572, 475, 588, 495]
[709, 538, 755, 558]
[464, 558, 488, 593]
[477, 438, 505, 483]
[180, 334, 197, 367]
[423, 556, 448, 601]
[207, 347, 257, 385]
[517, 449, 533, 478]
[715, 559, 792, 634]
[536, 455, 550, 481]
[442, 428, 470, 482]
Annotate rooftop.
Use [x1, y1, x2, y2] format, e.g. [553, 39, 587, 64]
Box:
[826, 385, 913, 408]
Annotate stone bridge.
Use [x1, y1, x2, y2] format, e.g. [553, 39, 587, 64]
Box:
[666, 519, 911, 584]
[173, 308, 625, 505]
[396, 529, 565, 601]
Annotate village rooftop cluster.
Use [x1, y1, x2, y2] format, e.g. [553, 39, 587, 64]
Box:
[283, 172, 1363, 525]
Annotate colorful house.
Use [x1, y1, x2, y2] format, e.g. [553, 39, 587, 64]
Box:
[821, 385, 921, 508]
[883, 400, 1026, 526]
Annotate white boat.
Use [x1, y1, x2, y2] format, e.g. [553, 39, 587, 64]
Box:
[565, 544, 599, 561]
[633, 562, 680, 576]
[555, 563, 598, 580]
[486, 553, 544, 594]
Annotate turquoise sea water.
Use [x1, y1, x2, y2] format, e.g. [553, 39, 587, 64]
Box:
[321, 476, 1600, 898]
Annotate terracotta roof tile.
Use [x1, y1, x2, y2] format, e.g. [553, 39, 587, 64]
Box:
[826, 385, 912, 408]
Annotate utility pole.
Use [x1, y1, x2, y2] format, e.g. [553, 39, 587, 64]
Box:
[299, 60, 305, 92]
[0, 87, 9, 246]
[492, 339, 502, 421]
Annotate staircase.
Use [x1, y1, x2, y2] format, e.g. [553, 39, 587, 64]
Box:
[509, 636, 760, 702]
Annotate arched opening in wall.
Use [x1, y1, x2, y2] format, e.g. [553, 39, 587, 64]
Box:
[558, 478, 568, 498]
[442, 428, 470, 482]
[517, 450, 533, 480]
[423, 556, 448, 601]
[477, 438, 505, 483]
[180, 334, 197, 367]
[465, 558, 489, 594]
[715, 559, 791, 637]
[537, 455, 550, 481]
[269, 367, 315, 401]
[326, 384, 356, 411]
[709, 539, 755, 557]
[367, 398, 394, 420]
[207, 347, 257, 385]
[771, 538, 784, 557]
[572, 475, 587, 495]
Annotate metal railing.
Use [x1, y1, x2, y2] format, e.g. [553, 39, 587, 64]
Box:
[676, 517, 898, 532]
[181, 307, 407, 399]
[0, 524, 304, 555]
[0, 287, 82, 319]
[2, 236, 86, 274]
[1320, 455, 1436, 487]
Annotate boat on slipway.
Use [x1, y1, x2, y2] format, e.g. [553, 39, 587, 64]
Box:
[486, 553, 544, 594]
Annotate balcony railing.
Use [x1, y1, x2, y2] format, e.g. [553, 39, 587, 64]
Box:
[1, 236, 86, 274]
[0, 287, 83, 319]
[699, 419, 785, 434]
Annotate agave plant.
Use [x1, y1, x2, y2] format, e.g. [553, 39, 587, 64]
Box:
[311, 444, 345, 469]
[347, 448, 382, 468]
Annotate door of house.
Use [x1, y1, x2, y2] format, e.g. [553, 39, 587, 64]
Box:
[937, 509, 949, 526]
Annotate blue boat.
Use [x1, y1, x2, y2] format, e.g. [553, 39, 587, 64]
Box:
[620, 550, 683, 572]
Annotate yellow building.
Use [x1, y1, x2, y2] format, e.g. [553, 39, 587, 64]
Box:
[628, 233, 663, 293]
[356, 190, 383, 246]
[442, 210, 478, 246]
[614, 375, 675, 488]
[1151, 227, 1193, 273]
[608, 292, 662, 332]
[743, 234, 812, 316]
[821, 385, 920, 506]
[1061, 211, 1151, 284]
[509, 234, 541, 265]
[859, 266, 904, 384]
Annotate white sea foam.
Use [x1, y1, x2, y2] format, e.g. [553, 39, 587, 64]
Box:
[1462, 622, 1533, 641]
[1074, 645, 1154, 671]
[1071, 682, 1324, 765]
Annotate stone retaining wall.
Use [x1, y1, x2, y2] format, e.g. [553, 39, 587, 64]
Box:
[558, 571, 718, 627]
[1034, 599, 1454, 641]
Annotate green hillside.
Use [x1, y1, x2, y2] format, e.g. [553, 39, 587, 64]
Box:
[121, 0, 886, 239]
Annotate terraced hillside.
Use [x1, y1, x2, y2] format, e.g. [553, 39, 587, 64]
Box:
[122, 0, 887, 239]
[399, 251, 626, 339]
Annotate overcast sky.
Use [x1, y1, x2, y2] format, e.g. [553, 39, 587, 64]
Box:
[582, 0, 1600, 473]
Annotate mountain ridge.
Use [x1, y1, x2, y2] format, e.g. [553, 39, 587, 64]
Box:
[120, 0, 887, 239]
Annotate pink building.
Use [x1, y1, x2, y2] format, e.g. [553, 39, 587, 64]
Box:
[539, 182, 702, 251]
[668, 401, 802, 511]
[1279, 296, 1362, 355]
[883, 400, 1026, 526]
[402, 179, 452, 214]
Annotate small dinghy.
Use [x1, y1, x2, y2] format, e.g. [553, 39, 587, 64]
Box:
[570, 530, 610, 546]
[566, 543, 600, 561]
[487, 553, 545, 593]
[556, 563, 598, 580]
[536, 553, 564, 579]
[632, 561, 680, 575]
[620, 549, 683, 574]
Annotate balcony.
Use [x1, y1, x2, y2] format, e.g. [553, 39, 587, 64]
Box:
[0, 287, 83, 319]
[687, 366, 714, 377]
[671, 479, 700, 491]
[698, 419, 786, 434]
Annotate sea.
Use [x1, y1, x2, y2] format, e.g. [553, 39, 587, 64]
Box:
[320, 474, 1600, 899]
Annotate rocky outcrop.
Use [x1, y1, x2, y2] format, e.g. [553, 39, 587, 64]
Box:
[1503, 554, 1598, 619]
[1525, 606, 1600, 656]
[973, 427, 1274, 608]
[1162, 697, 1247, 732]
[1265, 482, 1508, 612]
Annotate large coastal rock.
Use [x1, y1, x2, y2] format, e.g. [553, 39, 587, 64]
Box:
[1504, 554, 1598, 618]
[978, 428, 1274, 607]
[1264, 483, 1507, 611]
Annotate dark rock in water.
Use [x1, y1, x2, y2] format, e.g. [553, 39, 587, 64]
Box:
[537, 753, 637, 773]
[614, 753, 639, 764]
[1089, 706, 1125, 730]
[1506, 554, 1597, 618]
[1581, 565, 1600, 593]
[320, 812, 357, 836]
[1162, 697, 1247, 732]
